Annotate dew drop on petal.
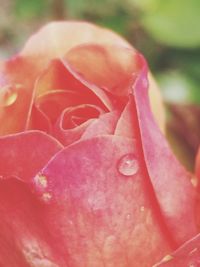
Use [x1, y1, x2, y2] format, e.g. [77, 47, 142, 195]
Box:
[118, 154, 139, 176]
[0, 84, 19, 107]
[5, 92, 18, 106]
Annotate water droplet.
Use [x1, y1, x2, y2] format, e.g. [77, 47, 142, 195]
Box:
[34, 174, 48, 188]
[42, 192, 52, 202]
[0, 84, 20, 107]
[5, 92, 17, 106]
[118, 154, 139, 176]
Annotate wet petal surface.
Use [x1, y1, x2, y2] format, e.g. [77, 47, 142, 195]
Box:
[29, 136, 172, 267]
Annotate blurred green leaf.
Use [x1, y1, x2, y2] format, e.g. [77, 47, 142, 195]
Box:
[66, 0, 85, 17]
[66, 0, 132, 37]
[140, 0, 200, 48]
[167, 50, 200, 79]
[96, 16, 128, 35]
[15, 0, 48, 18]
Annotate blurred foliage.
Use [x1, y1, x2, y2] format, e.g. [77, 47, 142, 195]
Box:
[15, 0, 48, 18]
[0, 0, 200, 169]
[135, 0, 200, 48]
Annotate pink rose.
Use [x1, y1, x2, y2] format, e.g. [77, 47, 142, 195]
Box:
[0, 22, 197, 267]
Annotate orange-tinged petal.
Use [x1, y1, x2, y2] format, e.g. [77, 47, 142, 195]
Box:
[65, 44, 166, 131]
[0, 83, 33, 135]
[0, 57, 39, 135]
[21, 21, 131, 62]
[35, 59, 112, 110]
[65, 44, 142, 97]
[36, 90, 86, 124]
[0, 22, 165, 136]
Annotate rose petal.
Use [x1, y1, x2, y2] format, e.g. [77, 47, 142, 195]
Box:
[53, 119, 94, 147]
[21, 21, 131, 64]
[133, 65, 198, 244]
[0, 56, 47, 136]
[35, 59, 112, 111]
[154, 233, 200, 267]
[60, 60, 116, 110]
[1, 23, 166, 136]
[1, 136, 171, 266]
[27, 104, 52, 133]
[115, 98, 138, 139]
[59, 104, 103, 129]
[30, 135, 171, 267]
[0, 131, 63, 181]
[0, 83, 34, 135]
[65, 44, 143, 97]
[0, 57, 37, 135]
[0, 56, 38, 88]
[36, 90, 87, 124]
[0, 178, 64, 266]
[52, 104, 103, 146]
[2, 21, 128, 136]
[81, 111, 119, 140]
